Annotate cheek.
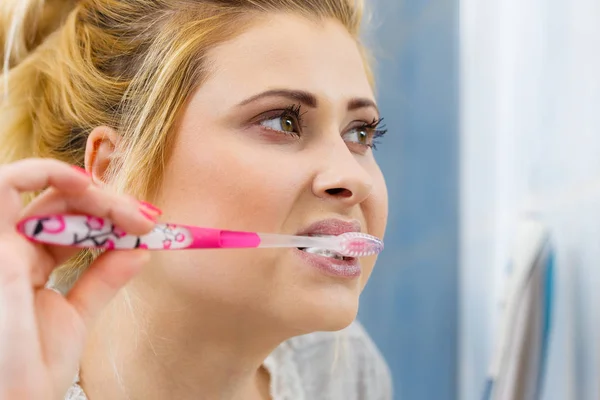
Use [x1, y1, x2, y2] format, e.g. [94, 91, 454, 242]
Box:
[359, 168, 388, 289]
[152, 135, 305, 303]
[159, 133, 304, 232]
[364, 165, 389, 239]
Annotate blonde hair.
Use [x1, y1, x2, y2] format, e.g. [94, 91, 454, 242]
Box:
[0, 0, 373, 289]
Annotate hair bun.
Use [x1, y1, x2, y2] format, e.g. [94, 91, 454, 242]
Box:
[1, 0, 76, 69]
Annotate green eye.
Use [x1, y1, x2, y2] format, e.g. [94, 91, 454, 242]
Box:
[261, 114, 299, 134]
[258, 104, 304, 136]
[357, 129, 369, 145]
[259, 110, 301, 135]
[281, 115, 296, 133]
[342, 118, 388, 152]
[344, 127, 373, 147]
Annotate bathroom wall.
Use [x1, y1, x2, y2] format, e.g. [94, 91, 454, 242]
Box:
[358, 1, 460, 399]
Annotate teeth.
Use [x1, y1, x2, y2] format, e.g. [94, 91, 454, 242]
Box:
[299, 247, 347, 260]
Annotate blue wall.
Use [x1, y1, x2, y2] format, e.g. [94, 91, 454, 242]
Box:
[358, 1, 459, 399]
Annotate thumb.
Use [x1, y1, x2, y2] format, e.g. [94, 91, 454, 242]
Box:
[35, 250, 149, 395]
[66, 249, 150, 328]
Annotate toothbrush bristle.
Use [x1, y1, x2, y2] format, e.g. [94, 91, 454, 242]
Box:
[338, 232, 384, 258]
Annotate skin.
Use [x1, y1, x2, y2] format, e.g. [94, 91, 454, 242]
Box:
[0, 159, 158, 399]
[0, 13, 388, 400]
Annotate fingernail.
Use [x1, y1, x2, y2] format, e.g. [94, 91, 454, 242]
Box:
[47, 287, 64, 296]
[72, 165, 91, 176]
[138, 201, 163, 215]
[139, 208, 158, 222]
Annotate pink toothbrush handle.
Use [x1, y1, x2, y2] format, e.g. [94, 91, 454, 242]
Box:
[16, 215, 261, 250]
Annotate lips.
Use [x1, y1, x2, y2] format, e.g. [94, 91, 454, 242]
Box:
[294, 218, 362, 278]
[296, 219, 362, 237]
[296, 218, 362, 258]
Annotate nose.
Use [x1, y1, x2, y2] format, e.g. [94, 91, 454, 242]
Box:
[311, 141, 374, 205]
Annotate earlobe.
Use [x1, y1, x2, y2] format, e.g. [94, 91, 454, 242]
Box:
[84, 126, 120, 185]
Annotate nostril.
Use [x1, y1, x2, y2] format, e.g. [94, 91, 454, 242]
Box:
[325, 188, 352, 198]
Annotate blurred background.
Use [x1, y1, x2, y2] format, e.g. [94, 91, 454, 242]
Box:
[358, 0, 600, 399]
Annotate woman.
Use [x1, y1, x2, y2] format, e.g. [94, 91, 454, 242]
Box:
[0, 0, 390, 399]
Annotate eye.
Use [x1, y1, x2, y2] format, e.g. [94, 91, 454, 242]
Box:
[258, 105, 303, 136]
[343, 127, 371, 146]
[260, 114, 299, 134]
[342, 118, 387, 152]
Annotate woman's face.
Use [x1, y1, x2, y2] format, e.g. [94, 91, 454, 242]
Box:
[149, 14, 388, 334]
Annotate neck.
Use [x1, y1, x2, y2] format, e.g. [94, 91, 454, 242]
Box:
[79, 283, 286, 400]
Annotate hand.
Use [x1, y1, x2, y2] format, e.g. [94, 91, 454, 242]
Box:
[0, 158, 157, 399]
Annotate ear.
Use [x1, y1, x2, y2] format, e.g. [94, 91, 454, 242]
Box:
[84, 126, 120, 186]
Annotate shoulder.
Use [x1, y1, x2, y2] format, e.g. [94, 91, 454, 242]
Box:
[266, 320, 393, 400]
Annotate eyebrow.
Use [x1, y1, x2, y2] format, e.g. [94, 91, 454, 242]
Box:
[348, 98, 380, 116]
[237, 89, 318, 108]
[236, 89, 379, 116]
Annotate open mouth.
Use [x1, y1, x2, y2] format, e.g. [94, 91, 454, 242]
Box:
[297, 247, 354, 261]
[297, 234, 354, 261]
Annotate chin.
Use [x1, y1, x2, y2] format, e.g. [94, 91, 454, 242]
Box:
[279, 287, 361, 335]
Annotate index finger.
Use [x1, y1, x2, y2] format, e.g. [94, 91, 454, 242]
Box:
[0, 158, 92, 229]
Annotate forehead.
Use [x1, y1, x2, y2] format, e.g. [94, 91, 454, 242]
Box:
[200, 13, 374, 103]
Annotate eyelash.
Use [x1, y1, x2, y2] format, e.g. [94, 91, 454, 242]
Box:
[354, 117, 388, 150]
[285, 104, 305, 124]
[256, 104, 305, 137]
[280, 104, 306, 134]
[257, 104, 387, 151]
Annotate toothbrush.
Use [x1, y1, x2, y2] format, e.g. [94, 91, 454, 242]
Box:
[16, 215, 384, 258]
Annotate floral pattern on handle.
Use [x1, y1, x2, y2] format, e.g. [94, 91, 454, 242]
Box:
[19, 215, 194, 250]
[33, 216, 66, 234]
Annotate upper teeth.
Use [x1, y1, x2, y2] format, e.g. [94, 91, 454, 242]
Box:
[301, 247, 346, 260]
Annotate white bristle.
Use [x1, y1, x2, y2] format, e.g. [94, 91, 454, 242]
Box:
[336, 232, 384, 258]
